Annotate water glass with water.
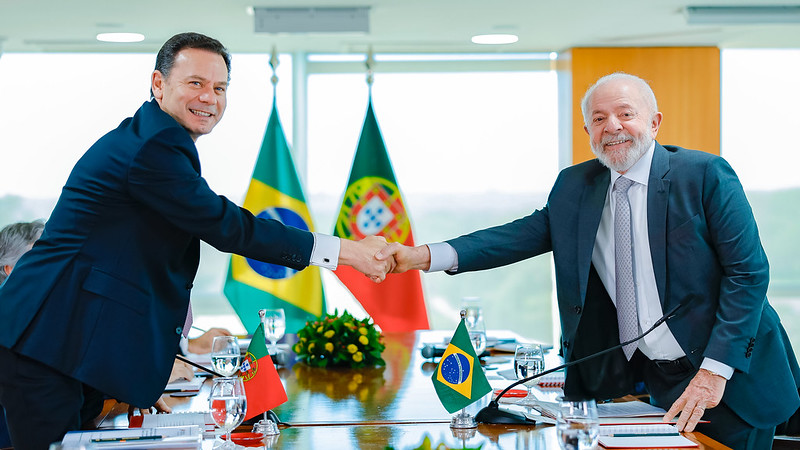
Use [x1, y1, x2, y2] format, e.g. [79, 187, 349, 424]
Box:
[260, 308, 286, 355]
[209, 377, 247, 449]
[514, 343, 544, 396]
[556, 397, 599, 450]
[210, 335, 241, 377]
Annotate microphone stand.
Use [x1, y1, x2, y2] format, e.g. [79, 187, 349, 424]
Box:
[475, 300, 688, 424]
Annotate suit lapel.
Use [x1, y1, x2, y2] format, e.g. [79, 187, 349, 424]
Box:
[577, 166, 610, 304]
[648, 142, 671, 302]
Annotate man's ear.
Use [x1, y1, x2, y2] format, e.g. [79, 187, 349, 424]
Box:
[3, 265, 12, 277]
[151, 71, 165, 101]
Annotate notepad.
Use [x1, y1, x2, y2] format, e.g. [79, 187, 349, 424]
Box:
[164, 376, 203, 392]
[598, 424, 698, 448]
[129, 412, 215, 437]
[61, 426, 202, 449]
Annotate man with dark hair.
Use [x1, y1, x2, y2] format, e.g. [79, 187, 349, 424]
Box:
[0, 32, 392, 449]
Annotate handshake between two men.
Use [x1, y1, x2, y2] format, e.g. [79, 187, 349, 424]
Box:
[346, 237, 429, 283]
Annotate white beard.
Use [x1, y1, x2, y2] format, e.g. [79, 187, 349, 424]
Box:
[591, 133, 652, 173]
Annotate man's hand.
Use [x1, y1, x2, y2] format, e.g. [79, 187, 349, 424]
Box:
[187, 327, 232, 354]
[339, 236, 395, 282]
[168, 360, 194, 383]
[127, 397, 172, 418]
[663, 368, 726, 432]
[376, 243, 431, 273]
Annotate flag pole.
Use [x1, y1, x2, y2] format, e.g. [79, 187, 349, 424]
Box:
[365, 46, 374, 97]
[269, 45, 279, 97]
[251, 57, 281, 435]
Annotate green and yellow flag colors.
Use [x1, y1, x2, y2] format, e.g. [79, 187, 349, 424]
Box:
[432, 319, 492, 413]
[224, 99, 325, 334]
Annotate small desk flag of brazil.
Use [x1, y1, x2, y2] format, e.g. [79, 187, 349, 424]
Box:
[432, 319, 492, 413]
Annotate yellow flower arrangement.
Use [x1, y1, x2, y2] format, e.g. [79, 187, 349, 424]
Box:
[293, 309, 385, 368]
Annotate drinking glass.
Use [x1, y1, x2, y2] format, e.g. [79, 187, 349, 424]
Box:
[514, 343, 545, 397]
[209, 377, 247, 449]
[463, 303, 487, 356]
[464, 311, 486, 357]
[261, 308, 286, 355]
[556, 397, 599, 450]
[210, 335, 241, 377]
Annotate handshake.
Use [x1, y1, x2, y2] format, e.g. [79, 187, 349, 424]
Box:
[340, 236, 432, 283]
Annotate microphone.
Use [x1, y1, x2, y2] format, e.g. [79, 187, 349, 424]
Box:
[422, 344, 490, 359]
[475, 296, 694, 424]
[421, 344, 443, 359]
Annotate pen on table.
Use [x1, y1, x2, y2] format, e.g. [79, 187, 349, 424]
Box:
[191, 325, 207, 333]
[175, 354, 224, 377]
[608, 432, 681, 437]
[91, 435, 163, 442]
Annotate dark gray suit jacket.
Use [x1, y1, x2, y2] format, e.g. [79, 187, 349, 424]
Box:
[0, 100, 314, 408]
[447, 143, 800, 428]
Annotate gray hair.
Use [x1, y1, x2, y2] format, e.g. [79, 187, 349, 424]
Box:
[580, 72, 659, 127]
[0, 220, 44, 283]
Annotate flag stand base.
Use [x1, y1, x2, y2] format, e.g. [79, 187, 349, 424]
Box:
[450, 410, 477, 429]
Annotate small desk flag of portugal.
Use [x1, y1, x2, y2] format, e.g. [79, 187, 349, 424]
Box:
[333, 98, 429, 332]
[239, 323, 287, 420]
[432, 319, 492, 413]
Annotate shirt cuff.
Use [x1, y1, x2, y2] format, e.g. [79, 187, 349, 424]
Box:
[311, 233, 340, 270]
[179, 335, 189, 355]
[426, 242, 458, 273]
[700, 358, 734, 380]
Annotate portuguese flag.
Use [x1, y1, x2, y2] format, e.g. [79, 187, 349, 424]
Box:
[333, 98, 429, 332]
[224, 98, 325, 334]
[240, 323, 287, 420]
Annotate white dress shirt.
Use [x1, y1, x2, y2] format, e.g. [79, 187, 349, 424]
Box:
[428, 142, 732, 379]
[311, 232, 340, 270]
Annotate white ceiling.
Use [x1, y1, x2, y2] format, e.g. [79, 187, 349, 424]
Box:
[1, 0, 800, 55]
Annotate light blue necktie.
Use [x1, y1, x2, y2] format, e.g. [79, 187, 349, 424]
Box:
[614, 176, 638, 360]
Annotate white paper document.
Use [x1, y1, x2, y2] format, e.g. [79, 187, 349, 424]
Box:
[61, 425, 202, 449]
[598, 424, 698, 448]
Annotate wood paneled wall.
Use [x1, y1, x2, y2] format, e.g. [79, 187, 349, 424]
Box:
[566, 47, 720, 164]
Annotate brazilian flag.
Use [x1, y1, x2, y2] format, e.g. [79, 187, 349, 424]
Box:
[224, 98, 325, 334]
[432, 319, 492, 413]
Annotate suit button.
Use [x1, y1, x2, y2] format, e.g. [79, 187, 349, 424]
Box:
[574, 306, 582, 314]
[176, 327, 183, 335]
[563, 341, 570, 349]
[185, 282, 193, 290]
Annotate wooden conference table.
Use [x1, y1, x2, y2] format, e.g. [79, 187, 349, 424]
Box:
[96, 331, 730, 449]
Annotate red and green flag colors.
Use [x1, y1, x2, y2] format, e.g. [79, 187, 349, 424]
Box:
[432, 319, 492, 414]
[224, 98, 325, 334]
[333, 98, 429, 332]
[239, 322, 287, 420]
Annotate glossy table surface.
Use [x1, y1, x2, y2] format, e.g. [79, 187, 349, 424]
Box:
[96, 331, 730, 449]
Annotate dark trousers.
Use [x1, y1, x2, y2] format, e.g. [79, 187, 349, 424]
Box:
[629, 350, 775, 450]
[0, 346, 103, 450]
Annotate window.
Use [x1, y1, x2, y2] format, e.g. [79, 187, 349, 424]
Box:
[721, 49, 800, 352]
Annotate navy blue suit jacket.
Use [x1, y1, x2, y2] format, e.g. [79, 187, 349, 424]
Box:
[447, 143, 800, 428]
[0, 100, 314, 408]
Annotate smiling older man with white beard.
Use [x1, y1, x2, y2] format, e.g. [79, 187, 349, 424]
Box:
[378, 72, 800, 449]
